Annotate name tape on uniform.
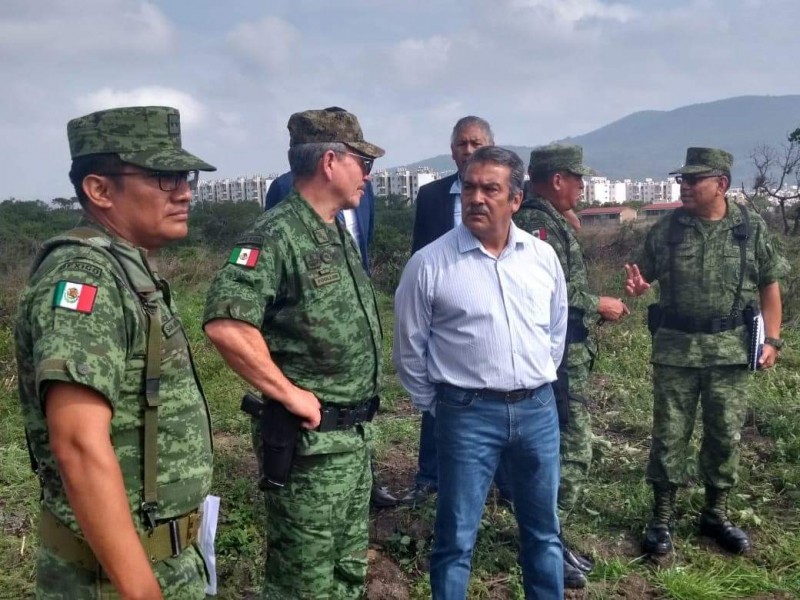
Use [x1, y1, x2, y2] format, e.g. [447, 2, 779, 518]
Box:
[53, 281, 98, 314]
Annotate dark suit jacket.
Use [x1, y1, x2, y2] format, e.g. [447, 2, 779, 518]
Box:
[411, 173, 459, 254]
[265, 172, 375, 273]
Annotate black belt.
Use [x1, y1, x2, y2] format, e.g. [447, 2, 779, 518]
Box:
[317, 396, 379, 432]
[660, 311, 746, 334]
[477, 387, 543, 403]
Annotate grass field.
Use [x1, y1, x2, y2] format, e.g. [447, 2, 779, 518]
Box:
[1, 250, 799, 599]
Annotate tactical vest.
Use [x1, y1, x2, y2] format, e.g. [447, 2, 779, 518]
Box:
[28, 227, 208, 529]
[649, 204, 755, 334]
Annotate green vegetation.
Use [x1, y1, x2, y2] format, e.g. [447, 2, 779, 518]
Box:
[0, 199, 798, 598]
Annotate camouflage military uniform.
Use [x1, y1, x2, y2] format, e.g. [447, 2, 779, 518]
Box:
[639, 198, 787, 489]
[515, 196, 598, 514]
[15, 222, 214, 599]
[203, 190, 383, 599]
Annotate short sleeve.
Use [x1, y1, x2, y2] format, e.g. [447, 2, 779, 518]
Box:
[754, 217, 790, 287]
[203, 237, 281, 328]
[28, 258, 128, 411]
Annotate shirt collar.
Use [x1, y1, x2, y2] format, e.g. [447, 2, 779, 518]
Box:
[456, 222, 528, 255]
[450, 176, 461, 195]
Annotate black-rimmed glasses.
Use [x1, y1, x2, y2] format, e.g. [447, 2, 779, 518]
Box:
[102, 169, 199, 192]
[675, 174, 720, 186]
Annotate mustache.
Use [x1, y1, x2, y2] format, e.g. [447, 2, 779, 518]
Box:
[466, 206, 489, 216]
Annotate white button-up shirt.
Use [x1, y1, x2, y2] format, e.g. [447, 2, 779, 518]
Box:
[392, 222, 568, 412]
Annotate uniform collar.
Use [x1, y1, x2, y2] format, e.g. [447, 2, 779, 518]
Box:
[521, 193, 568, 225]
[286, 189, 343, 247]
[676, 197, 743, 230]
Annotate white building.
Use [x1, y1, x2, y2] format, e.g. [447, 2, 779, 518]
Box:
[583, 177, 628, 204]
[371, 167, 438, 203]
[194, 175, 277, 207]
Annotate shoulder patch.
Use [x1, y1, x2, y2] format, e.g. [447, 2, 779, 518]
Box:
[53, 281, 98, 314]
[229, 247, 261, 268]
[533, 228, 548, 240]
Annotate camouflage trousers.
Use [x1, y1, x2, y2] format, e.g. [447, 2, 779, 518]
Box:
[34, 542, 208, 599]
[646, 364, 749, 489]
[262, 442, 371, 599]
[558, 361, 593, 517]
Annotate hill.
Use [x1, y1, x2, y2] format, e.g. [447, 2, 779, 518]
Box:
[397, 95, 800, 184]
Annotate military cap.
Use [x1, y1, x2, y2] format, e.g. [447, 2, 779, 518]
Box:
[287, 106, 385, 159]
[67, 106, 216, 171]
[529, 144, 593, 178]
[669, 147, 733, 176]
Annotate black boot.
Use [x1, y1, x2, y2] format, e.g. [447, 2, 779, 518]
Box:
[560, 532, 594, 573]
[698, 487, 751, 554]
[642, 484, 676, 556]
[563, 561, 588, 589]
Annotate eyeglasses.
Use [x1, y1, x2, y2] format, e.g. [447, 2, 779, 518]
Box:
[675, 174, 719, 186]
[344, 152, 374, 175]
[102, 169, 199, 192]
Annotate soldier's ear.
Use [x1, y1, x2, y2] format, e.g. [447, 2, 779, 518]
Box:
[82, 174, 115, 210]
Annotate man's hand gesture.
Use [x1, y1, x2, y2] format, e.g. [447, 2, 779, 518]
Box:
[624, 264, 651, 297]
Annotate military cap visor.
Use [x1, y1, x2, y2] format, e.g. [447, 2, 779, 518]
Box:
[669, 147, 732, 176]
[68, 106, 216, 172]
[288, 107, 385, 159]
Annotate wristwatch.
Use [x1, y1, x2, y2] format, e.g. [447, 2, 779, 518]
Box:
[764, 337, 784, 350]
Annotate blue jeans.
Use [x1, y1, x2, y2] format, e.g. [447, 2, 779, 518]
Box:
[416, 410, 438, 489]
[417, 412, 514, 502]
[430, 384, 563, 600]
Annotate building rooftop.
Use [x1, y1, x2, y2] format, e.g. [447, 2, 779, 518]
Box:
[579, 206, 629, 216]
[642, 202, 683, 211]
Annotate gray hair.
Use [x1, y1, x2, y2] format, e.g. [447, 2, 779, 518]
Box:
[451, 116, 494, 145]
[465, 146, 524, 199]
[288, 142, 348, 179]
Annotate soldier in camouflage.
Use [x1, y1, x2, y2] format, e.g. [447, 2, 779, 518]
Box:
[625, 147, 788, 556]
[15, 106, 216, 598]
[515, 144, 629, 589]
[203, 107, 384, 599]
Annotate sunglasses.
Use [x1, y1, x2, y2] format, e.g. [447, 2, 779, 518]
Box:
[102, 169, 199, 192]
[344, 152, 374, 175]
[674, 174, 720, 186]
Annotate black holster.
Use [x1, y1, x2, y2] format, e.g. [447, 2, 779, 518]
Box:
[647, 304, 663, 335]
[553, 342, 570, 430]
[241, 393, 301, 489]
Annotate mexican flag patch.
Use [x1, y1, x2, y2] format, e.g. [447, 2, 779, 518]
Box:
[533, 228, 548, 241]
[53, 281, 98, 314]
[229, 247, 260, 268]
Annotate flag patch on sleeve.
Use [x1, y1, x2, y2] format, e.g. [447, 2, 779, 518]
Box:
[533, 228, 548, 240]
[229, 247, 260, 268]
[53, 281, 98, 314]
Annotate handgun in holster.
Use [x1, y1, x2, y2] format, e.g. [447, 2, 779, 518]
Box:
[241, 392, 301, 489]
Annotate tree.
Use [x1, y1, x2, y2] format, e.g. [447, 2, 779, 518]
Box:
[745, 127, 800, 234]
[51, 197, 78, 210]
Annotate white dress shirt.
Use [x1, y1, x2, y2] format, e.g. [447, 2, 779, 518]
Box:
[392, 222, 568, 412]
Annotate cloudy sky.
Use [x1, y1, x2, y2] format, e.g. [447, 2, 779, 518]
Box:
[2, 0, 798, 200]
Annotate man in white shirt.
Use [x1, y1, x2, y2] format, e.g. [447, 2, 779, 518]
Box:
[393, 146, 567, 599]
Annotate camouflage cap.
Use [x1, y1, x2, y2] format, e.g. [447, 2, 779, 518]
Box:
[529, 143, 593, 178]
[67, 106, 216, 171]
[669, 147, 733, 176]
[287, 106, 385, 159]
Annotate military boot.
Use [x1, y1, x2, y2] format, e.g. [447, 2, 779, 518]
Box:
[642, 485, 676, 556]
[698, 487, 751, 554]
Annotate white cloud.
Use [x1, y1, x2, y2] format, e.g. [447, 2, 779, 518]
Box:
[76, 87, 208, 128]
[388, 36, 452, 87]
[0, 1, 173, 57]
[508, 0, 636, 24]
[226, 16, 300, 73]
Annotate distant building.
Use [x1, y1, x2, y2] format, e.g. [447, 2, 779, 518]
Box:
[584, 177, 628, 204]
[641, 201, 682, 220]
[371, 167, 437, 202]
[579, 206, 637, 227]
[194, 175, 277, 207]
[625, 178, 680, 204]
